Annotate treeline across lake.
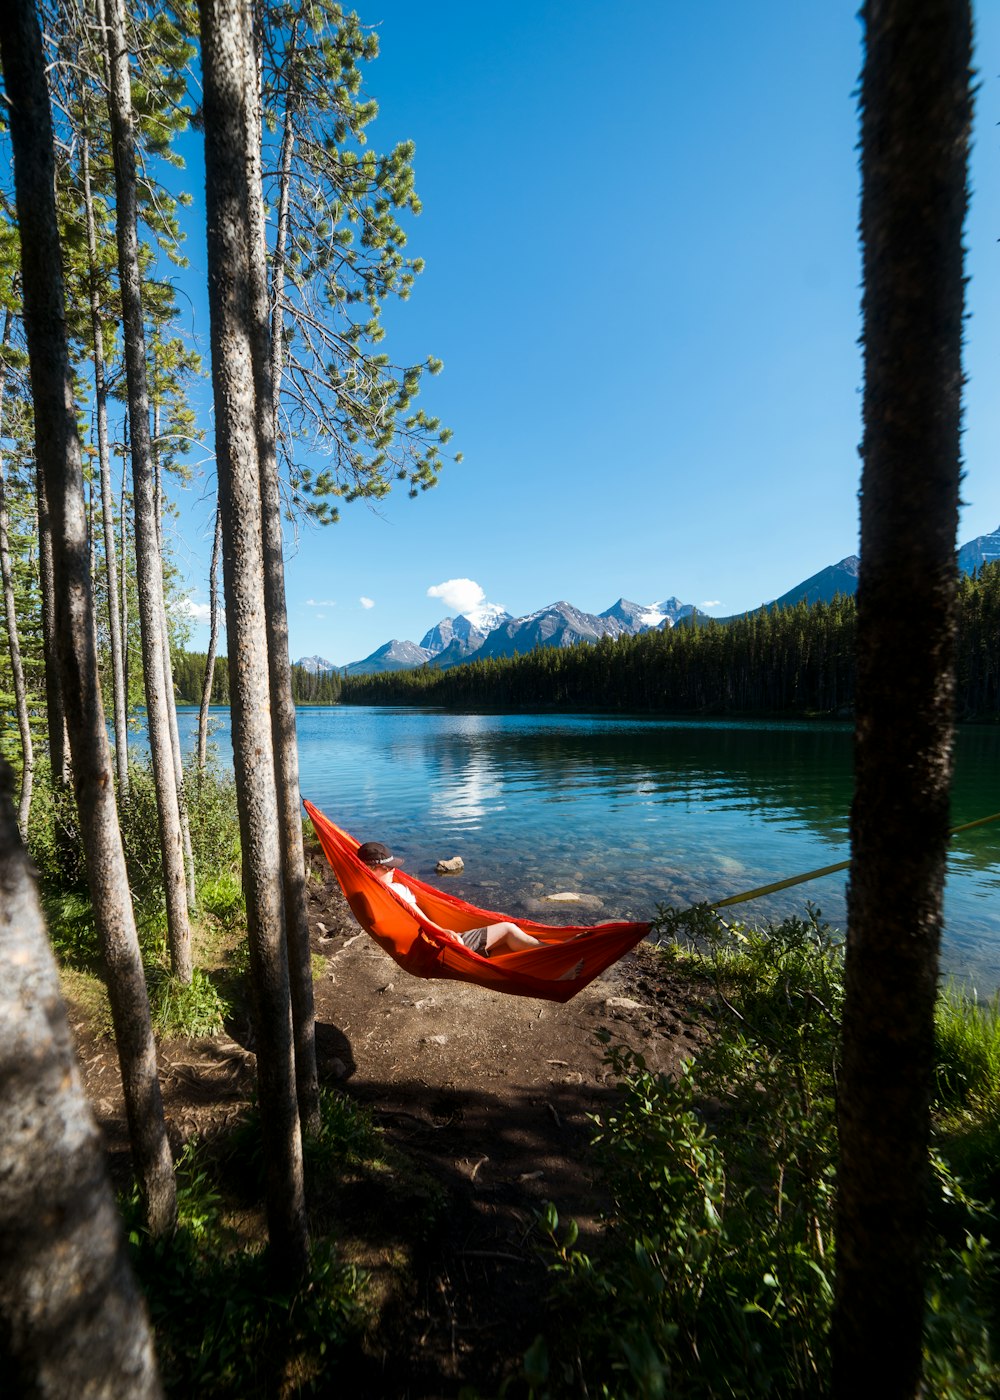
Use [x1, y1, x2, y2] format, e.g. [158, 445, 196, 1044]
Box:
[338, 564, 1000, 717]
[171, 652, 343, 706]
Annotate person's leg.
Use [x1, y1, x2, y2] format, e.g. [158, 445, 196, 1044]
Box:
[485, 922, 584, 980]
[483, 921, 543, 954]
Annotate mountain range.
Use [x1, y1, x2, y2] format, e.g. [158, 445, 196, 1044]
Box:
[299, 525, 1000, 678]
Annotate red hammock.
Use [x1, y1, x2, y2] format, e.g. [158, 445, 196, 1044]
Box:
[304, 800, 651, 1004]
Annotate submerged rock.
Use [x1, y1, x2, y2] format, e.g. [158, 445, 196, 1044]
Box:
[543, 891, 604, 908]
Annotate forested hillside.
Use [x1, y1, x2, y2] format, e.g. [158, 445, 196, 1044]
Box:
[337, 563, 1000, 717]
[171, 652, 342, 706]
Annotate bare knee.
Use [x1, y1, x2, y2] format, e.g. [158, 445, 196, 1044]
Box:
[486, 923, 541, 953]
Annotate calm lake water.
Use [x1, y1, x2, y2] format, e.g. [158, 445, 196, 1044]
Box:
[171, 706, 1000, 993]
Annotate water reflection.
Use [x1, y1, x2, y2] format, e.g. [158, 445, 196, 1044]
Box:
[171, 707, 1000, 991]
[427, 742, 506, 827]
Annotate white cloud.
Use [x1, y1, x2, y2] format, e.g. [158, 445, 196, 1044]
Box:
[427, 577, 486, 615]
[173, 596, 219, 627]
[306, 598, 337, 608]
[700, 600, 722, 609]
[359, 596, 375, 610]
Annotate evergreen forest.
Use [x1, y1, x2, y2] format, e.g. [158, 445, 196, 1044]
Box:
[170, 652, 343, 706]
[336, 565, 1000, 718]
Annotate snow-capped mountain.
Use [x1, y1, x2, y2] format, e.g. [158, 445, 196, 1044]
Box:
[297, 526, 1000, 677]
[600, 596, 695, 631]
[419, 604, 513, 656]
[296, 654, 336, 674]
[958, 525, 1000, 576]
[476, 601, 629, 660]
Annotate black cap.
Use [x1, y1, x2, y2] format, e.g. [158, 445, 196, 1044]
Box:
[357, 840, 400, 868]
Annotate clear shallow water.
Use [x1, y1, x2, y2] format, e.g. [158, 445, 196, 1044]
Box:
[172, 707, 1000, 992]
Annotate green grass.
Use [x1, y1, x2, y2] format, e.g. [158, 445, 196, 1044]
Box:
[146, 964, 229, 1039]
[528, 908, 1000, 1399]
[200, 868, 245, 928]
[935, 983, 1000, 1112]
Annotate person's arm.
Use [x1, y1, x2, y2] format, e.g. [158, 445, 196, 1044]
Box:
[392, 882, 463, 942]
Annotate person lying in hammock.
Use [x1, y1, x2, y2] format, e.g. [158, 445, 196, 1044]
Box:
[357, 840, 582, 974]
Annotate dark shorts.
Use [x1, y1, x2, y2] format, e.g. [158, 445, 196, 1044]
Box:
[459, 926, 489, 956]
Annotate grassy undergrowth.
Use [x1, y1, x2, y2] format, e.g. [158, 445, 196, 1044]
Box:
[123, 1099, 374, 1397]
[527, 908, 1000, 1399]
[124, 1087, 449, 1396]
[33, 754, 246, 1038]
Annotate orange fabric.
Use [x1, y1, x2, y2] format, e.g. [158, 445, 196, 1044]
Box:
[304, 800, 651, 1004]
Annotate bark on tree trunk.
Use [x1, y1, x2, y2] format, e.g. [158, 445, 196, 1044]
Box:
[0, 0, 176, 1236]
[0, 757, 163, 1399]
[83, 133, 129, 796]
[269, 99, 295, 410]
[832, 3, 972, 1394]
[243, 3, 320, 1135]
[120, 436, 129, 702]
[0, 310, 34, 832]
[102, 0, 192, 980]
[198, 503, 223, 773]
[162, 618, 196, 907]
[153, 402, 197, 908]
[36, 462, 70, 787]
[199, 0, 308, 1278]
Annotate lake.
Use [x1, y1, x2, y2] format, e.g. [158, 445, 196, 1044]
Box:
[171, 706, 1000, 993]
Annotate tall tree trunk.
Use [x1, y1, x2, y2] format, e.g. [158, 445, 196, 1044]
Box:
[198, 503, 223, 773]
[162, 620, 196, 906]
[0, 757, 162, 1398]
[83, 133, 129, 796]
[268, 97, 295, 408]
[0, 310, 34, 832]
[103, 0, 192, 981]
[832, 2, 972, 1395]
[120, 432, 129, 704]
[152, 399, 196, 907]
[244, 4, 319, 1135]
[199, 0, 308, 1278]
[0, 0, 176, 1236]
[36, 462, 70, 786]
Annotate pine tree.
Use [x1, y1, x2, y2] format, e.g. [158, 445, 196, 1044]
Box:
[832, 3, 972, 1393]
[199, 0, 308, 1280]
[103, 0, 193, 980]
[0, 0, 176, 1236]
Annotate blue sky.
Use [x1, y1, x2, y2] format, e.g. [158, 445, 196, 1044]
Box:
[170, 1, 1000, 666]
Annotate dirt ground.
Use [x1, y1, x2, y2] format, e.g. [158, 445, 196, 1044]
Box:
[75, 851, 713, 1398]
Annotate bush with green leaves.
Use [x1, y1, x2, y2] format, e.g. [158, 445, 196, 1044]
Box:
[528, 909, 1000, 1398]
[26, 757, 88, 891]
[118, 754, 241, 910]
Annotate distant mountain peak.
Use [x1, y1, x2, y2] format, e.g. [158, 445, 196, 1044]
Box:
[958, 527, 1000, 575]
[419, 604, 511, 656]
[334, 528, 1000, 676]
[296, 654, 335, 675]
[601, 597, 694, 630]
[768, 556, 861, 611]
[462, 601, 511, 633]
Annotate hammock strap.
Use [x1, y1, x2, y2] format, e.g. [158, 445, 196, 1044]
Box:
[708, 810, 1000, 912]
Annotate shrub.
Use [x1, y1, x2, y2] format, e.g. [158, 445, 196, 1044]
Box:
[530, 910, 1000, 1398]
